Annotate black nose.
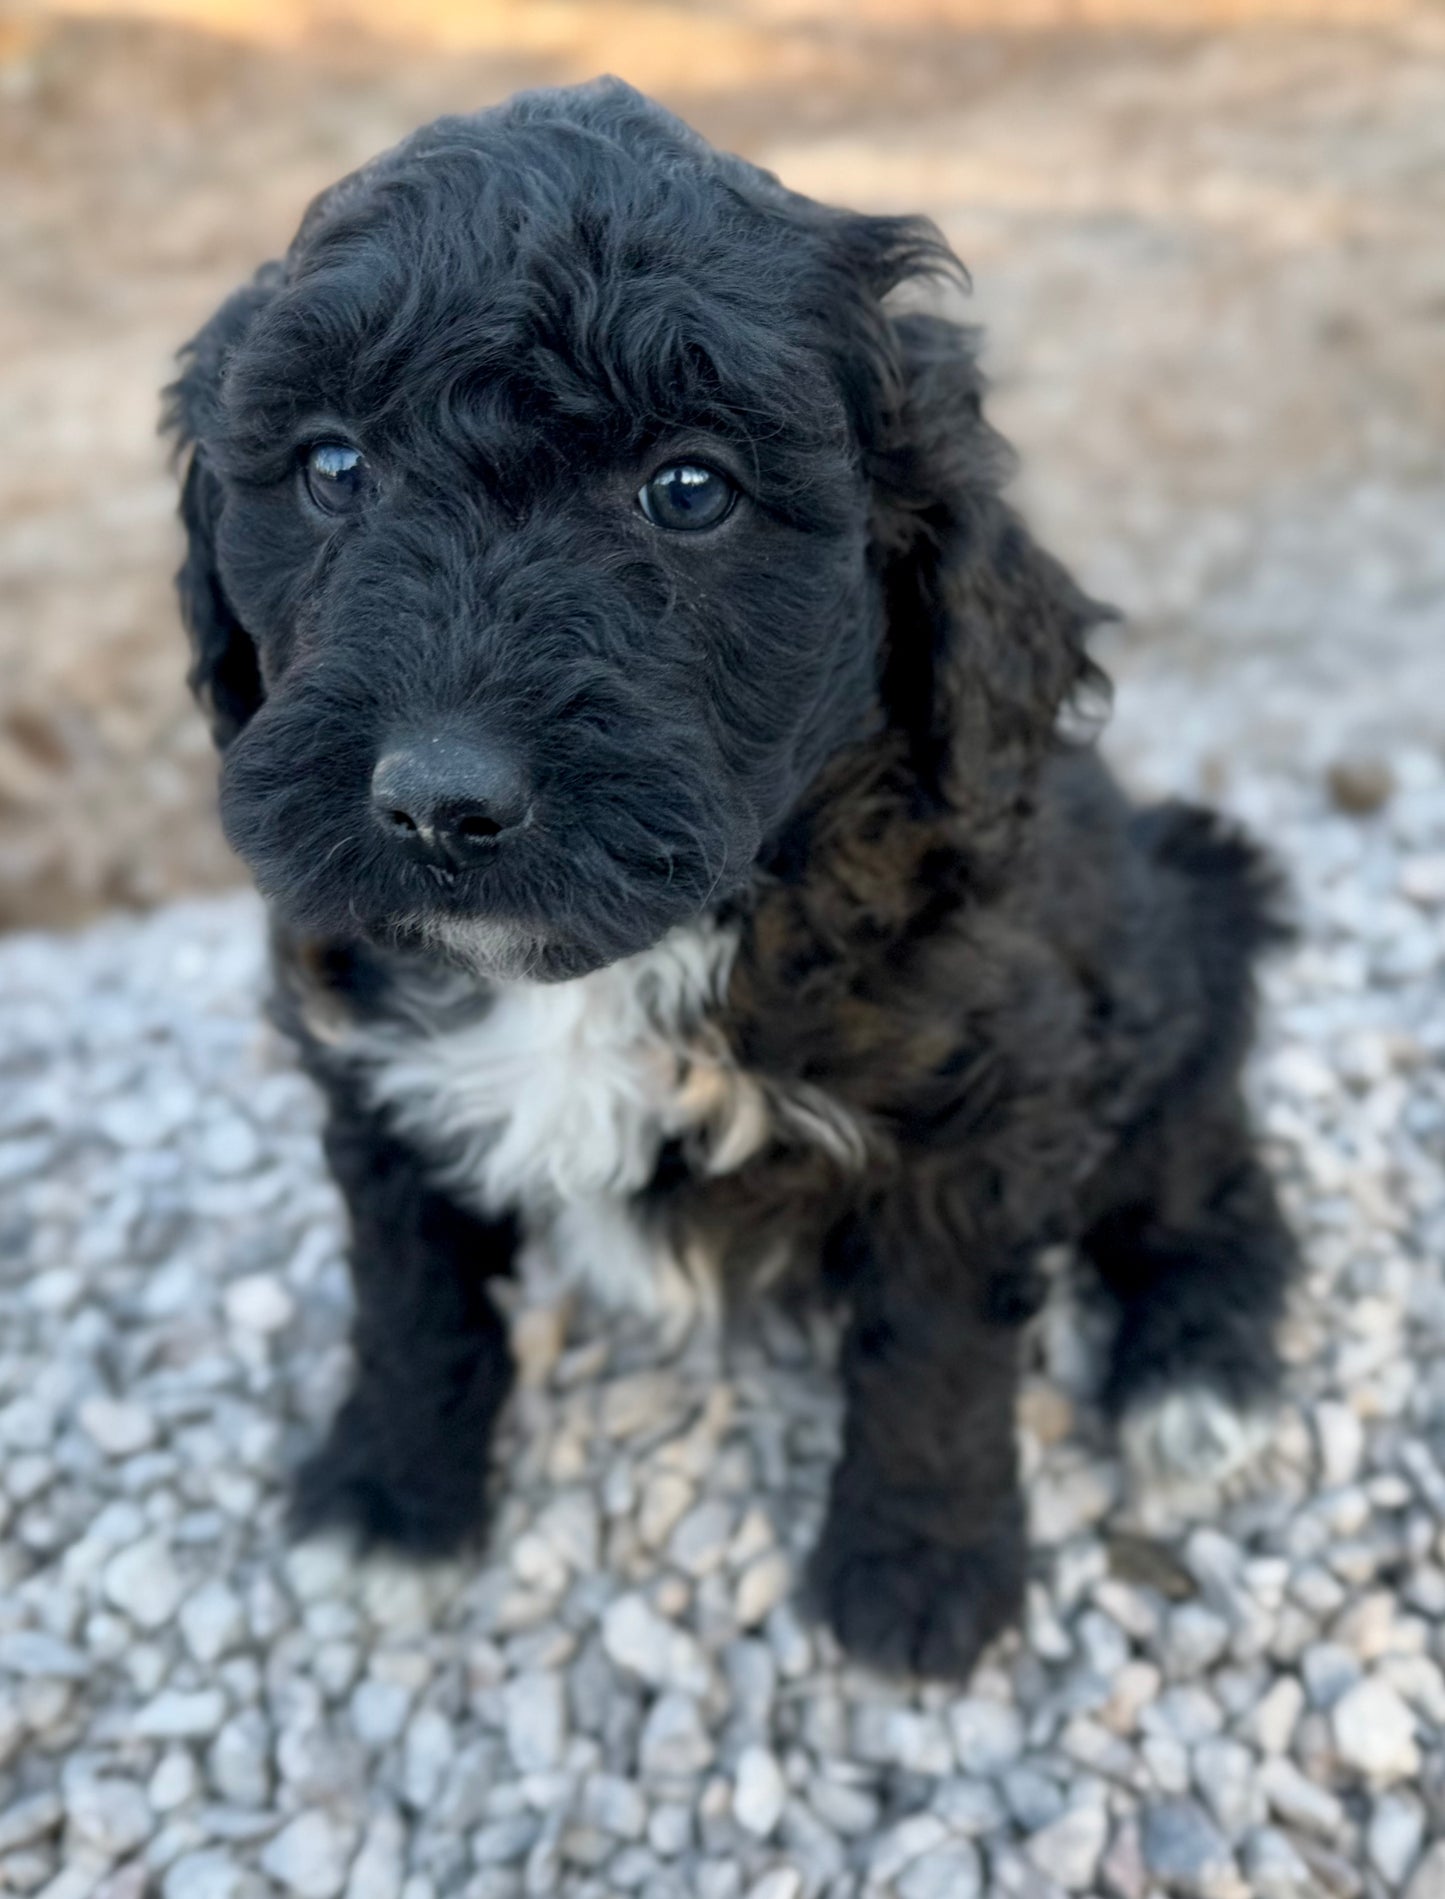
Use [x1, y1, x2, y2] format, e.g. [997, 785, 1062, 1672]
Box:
[371, 736, 530, 867]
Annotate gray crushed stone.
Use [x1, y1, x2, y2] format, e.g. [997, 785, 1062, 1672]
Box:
[1, 733, 1443, 1899]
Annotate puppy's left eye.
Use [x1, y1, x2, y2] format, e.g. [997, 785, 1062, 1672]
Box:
[302, 441, 368, 514]
[637, 463, 736, 533]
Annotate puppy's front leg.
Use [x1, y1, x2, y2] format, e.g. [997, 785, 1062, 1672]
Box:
[808, 1188, 1029, 1681]
[290, 1079, 517, 1557]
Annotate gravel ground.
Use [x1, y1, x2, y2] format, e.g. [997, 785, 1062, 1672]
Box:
[1, 717, 1444, 1899]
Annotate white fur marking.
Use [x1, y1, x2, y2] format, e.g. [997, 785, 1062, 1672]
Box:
[1123, 1385, 1272, 1489]
[341, 920, 864, 1313]
[547, 1195, 720, 1321]
[360, 920, 748, 1209]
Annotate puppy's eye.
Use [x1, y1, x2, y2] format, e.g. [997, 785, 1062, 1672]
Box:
[302, 441, 368, 514]
[637, 463, 736, 533]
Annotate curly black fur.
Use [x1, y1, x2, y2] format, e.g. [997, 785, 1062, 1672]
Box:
[167, 79, 1296, 1681]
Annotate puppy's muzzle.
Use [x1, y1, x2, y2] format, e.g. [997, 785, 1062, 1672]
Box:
[371, 734, 531, 873]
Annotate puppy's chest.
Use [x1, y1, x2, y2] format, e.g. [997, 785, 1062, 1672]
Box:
[352, 921, 778, 1224]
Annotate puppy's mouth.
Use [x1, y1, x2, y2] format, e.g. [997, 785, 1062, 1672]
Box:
[402, 912, 609, 985]
[219, 708, 732, 981]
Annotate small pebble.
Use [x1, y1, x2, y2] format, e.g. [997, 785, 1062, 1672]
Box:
[1248, 1678, 1304, 1755]
[148, 1751, 201, 1813]
[950, 1698, 1025, 1775]
[1326, 756, 1393, 815]
[734, 1553, 790, 1629]
[729, 1746, 785, 1839]
[103, 1535, 187, 1631]
[208, 1709, 272, 1807]
[1330, 1675, 1419, 1782]
[134, 1689, 229, 1740]
[601, 1593, 710, 1695]
[1257, 1756, 1345, 1838]
[1026, 1803, 1109, 1891]
[179, 1579, 247, 1665]
[897, 1840, 983, 1899]
[224, 1273, 296, 1333]
[65, 1778, 153, 1859]
[0, 1631, 88, 1679]
[259, 1812, 355, 1898]
[78, 1397, 157, 1458]
[638, 1691, 713, 1778]
[1140, 1799, 1237, 1896]
[163, 1851, 255, 1899]
[581, 1774, 647, 1841]
[503, 1672, 567, 1774]
[1242, 1825, 1315, 1899]
[1368, 1791, 1425, 1888]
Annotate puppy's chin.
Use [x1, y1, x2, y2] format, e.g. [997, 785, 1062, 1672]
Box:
[410, 914, 609, 985]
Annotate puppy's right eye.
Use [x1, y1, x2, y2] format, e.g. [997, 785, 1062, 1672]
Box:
[638, 463, 736, 533]
[302, 442, 368, 514]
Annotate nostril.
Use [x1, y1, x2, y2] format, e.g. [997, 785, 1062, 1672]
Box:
[385, 808, 419, 834]
[454, 810, 504, 843]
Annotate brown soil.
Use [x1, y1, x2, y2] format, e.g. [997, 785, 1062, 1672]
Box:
[2, 1, 1441, 928]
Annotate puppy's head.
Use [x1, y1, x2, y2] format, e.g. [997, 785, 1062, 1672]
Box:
[169, 79, 1101, 980]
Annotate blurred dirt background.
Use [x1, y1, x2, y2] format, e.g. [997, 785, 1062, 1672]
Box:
[1, 0, 1441, 930]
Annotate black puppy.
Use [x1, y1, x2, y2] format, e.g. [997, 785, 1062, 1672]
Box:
[167, 79, 1295, 1681]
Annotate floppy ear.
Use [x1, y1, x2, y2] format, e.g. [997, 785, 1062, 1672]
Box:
[163, 271, 279, 749]
[174, 448, 264, 749]
[869, 303, 1113, 845]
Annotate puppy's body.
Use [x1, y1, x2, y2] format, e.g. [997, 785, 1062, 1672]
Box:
[285, 735, 1282, 1313]
[169, 80, 1296, 1679]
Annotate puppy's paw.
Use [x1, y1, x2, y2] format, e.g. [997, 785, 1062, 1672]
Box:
[1121, 1382, 1273, 1490]
[288, 1399, 490, 1560]
[1119, 1381, 1277, 1534]
[805, 1510, 1024, 1682]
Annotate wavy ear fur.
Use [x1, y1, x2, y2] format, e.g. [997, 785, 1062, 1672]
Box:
[163, 270, 279, 749]
[867, 296, 1113, 849]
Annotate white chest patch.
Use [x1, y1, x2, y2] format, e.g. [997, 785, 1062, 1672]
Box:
[340, 920, 860, 1312]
